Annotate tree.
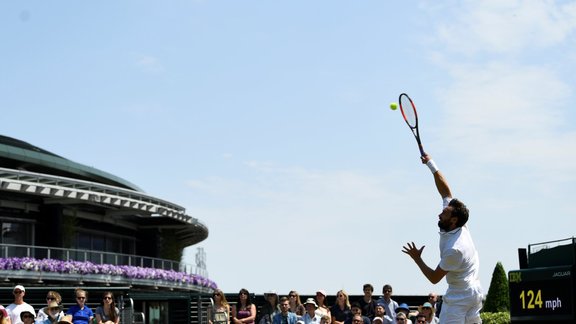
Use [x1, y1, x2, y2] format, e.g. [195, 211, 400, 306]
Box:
[483, 261, 510, 312]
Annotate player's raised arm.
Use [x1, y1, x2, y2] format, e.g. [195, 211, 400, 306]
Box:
[421, 154, 452, 199]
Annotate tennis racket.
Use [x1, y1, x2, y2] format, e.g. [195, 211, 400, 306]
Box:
[399, 93, 426, 157]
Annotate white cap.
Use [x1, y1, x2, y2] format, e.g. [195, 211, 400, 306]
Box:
[13, 285, 25, 292]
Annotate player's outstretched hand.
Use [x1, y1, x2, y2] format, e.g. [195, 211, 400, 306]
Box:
[421, 154, 431, 164]
[402, 242, 425, 261]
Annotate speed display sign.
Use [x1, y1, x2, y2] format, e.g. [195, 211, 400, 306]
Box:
[509, 265, 574, 322]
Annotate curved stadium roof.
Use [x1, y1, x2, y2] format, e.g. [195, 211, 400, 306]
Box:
[0, 135, 208, 246]
[0, 135, 142, 191]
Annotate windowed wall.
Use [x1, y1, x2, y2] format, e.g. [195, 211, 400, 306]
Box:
[75, 231, 136, 264]
[1, 221, 33, 245]
[0, 219, 34, 258]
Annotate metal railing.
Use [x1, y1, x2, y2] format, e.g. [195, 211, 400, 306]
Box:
[0, 243, 207, 277]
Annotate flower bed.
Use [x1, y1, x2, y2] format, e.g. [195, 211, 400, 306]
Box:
[0, 257, 217, 289]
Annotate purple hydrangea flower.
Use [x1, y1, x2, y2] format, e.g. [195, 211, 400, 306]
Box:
[0, 257, 217, 289]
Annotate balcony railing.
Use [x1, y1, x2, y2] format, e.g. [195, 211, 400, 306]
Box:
[0, 243, 207, 278]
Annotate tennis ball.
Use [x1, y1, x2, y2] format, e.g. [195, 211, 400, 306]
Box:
[390, 102, 398, 110]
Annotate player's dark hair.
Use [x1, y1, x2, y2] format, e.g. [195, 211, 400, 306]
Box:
[363, 283, 374, 292]
[449, 198, 469, 227]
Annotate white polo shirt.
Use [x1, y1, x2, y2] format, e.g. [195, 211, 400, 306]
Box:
[438, 197, 482, 300]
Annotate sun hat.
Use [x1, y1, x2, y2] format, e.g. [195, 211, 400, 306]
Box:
[418, 301, 435, 313]
[20, 310, 34, 321]
[304, 298, 318, 308]
[372, 317, 384, 324]
[58, 315, 73, 324]
[395, 303, 410, 313]
[47, 300, 63, 310]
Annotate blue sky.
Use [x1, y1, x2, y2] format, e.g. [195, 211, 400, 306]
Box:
[2, 0, 576, 297]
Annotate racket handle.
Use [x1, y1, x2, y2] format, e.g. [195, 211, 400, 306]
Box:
[419, 144, 426, 157]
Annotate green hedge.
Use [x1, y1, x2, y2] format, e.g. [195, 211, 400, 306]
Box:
[480, 312, 510, 324]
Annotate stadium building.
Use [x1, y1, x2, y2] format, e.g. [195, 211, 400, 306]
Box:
[0, 135, 215, 323]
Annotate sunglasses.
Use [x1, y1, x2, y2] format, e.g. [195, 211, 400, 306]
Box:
[76, 297, 86, 300]
[103, 297, 112, 300]
[417, 321, 426, 323]
[46, 297, 56, 301]
[13, 290, 23, 294]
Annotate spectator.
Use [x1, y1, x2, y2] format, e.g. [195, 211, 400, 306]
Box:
[394, 304, 412, 324]
[414, 314, 426, 324]
[314, 291, 331, 320]
[0, 306, 9, 324]
[272, 297, 298, 324]
[38, 301, 64, 324]
[19, 311, 34, 324]
[258, 291, 279, 324]
[66, 288, 94, 324]
[356, 284, 376, 320]
[210, 289, 230, 324]
[288, 291, 305, 317]
[394, 312, 408, 324]
[231, 289, 256, 324]
[37, 291, 65, 322]
[319, 315, 330, 324]
[372, 317, 383, 324]
[417, 303, 438, 324]
[301, 298, 321, 324]
[94, 292, 119, 324]
[349, 315, 363, 324]
[57, 315, 73, 324]
[6, 285, 35, 324]
[426, 294, 441, 317]
[343, 303, 369, 324]
[374, 302, 392, 324]
[376, 285, 398, 322]
[330, 290, 351, 324]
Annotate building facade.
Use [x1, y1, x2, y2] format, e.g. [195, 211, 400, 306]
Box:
[0, 135, 214, 323]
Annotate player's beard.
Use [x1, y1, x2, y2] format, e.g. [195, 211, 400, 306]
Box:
[438, 219, 451, 231]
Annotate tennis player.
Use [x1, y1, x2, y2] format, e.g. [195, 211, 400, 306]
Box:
[402, 154, 483, 324]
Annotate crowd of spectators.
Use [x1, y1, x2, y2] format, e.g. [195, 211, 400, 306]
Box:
[212, 284, 442, 324]
[0, 285, 119, 324]
[0, 282, 441, 324]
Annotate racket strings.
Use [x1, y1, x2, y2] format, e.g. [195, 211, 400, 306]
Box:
[400, 96, 417, 127]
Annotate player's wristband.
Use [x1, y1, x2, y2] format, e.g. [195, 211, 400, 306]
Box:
[426, 159, 439, 174]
